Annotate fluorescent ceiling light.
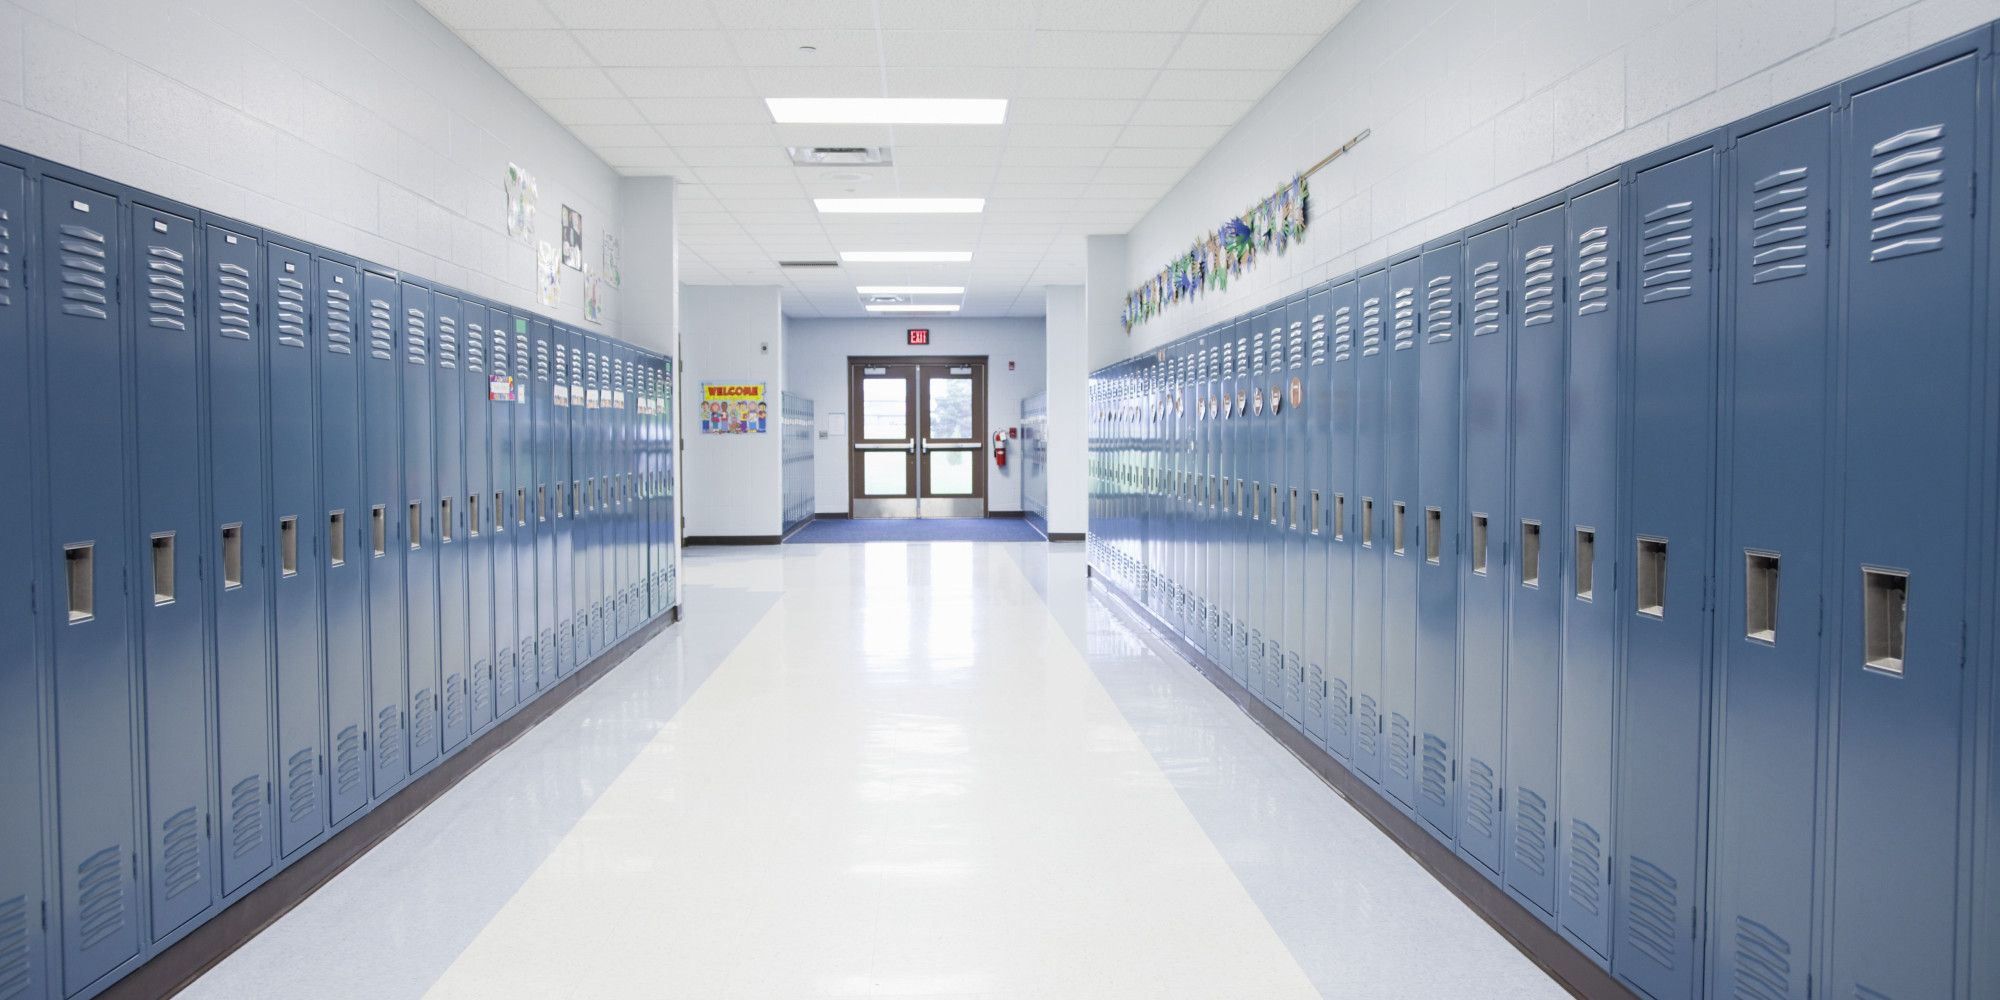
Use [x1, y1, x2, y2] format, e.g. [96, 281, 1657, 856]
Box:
[766, 97, 1007, 125]
[866, 304, 962, 313]
[816, 198, 984, 214]
[841, 251, 974, 263]
[856, 286, 965, 295]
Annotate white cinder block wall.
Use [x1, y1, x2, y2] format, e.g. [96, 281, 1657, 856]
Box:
[1108, 0, 2000, 363]
[680, 285, 785, 538]
[0, 0, 622, 331]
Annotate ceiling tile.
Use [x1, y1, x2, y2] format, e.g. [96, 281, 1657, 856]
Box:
[772, 124, 898, 146]
[1091, 165, 1192, 185]
[1033, 0, 1202, 31]
[1006, 98, 1139, 125]
[880, 30, 1034, 68]
[596, 146, 687, 167]
[541, 0, 721, 30]
[690, 165, 803, 185]
[1101, 145, 1204, 168]
[608, 66, 759, 97]
[1164, 31, 1320, 70]
[1027, 31, 1180, 69]
[1000, 146, 1110, 167]
[876, 0, 1039, 30]
[1127, 98, 1256, 126]
[507, 67, 624, 99]
[564, 123, 665, 145]
[458, 29, 593, 67]
[1015, 67, 1157, 100]
[655, 122, 780, 145]
[883, 66, 1023, 99]
[730, 29, 881, 65]
[571, 30, 738, 66]
[1146, 68, 1286, 101]
[417, 0, 558, 30]
[890, 145, 1003, 167]
[676, 145, 794, 167]
[1188, 0, 1359, 35]
[1116, 123, 1230, 147]
[711, 0, 879, 29]
[632, 97, 772, 123]
[539, 97, 649, 124]
[1005, 123, 1126, 147]
[743, 65, 884, 98]
[995, 164, 1101, 183]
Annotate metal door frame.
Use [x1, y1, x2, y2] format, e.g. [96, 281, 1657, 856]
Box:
[846, 355, 989, 518]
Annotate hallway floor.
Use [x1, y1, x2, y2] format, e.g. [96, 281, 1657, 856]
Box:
[181, 542, 1565, 1000]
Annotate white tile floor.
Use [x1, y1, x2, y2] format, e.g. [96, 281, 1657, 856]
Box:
[182, 542, 1565, 1000]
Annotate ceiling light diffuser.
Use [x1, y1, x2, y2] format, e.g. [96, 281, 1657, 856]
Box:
[840, 251, 974, 263]
[815, 198, 984, 214]
[866, 304, 963, 313]
[856, 286, 965, 295]
[766, 97, 1007, 125]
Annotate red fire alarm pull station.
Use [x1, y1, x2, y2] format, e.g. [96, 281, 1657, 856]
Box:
[907, 328, 929, 346]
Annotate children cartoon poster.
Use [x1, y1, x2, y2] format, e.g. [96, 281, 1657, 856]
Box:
[701, 383, 768, 434]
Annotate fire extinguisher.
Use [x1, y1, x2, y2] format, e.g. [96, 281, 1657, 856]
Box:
[993, 430, 1007, 467]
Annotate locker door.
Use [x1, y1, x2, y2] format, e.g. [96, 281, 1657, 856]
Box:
[266, 241, 325, 858]
[361, 269, 406, 793]
[1302, 292, 1331, 745]
[1506, 202, 1568, 919]
[1709, 104, 1833, 1000]
[662, 355, 676, 609]
[1383, 255, 1422, 808]
[613, 345, 633, 638]
[1178, 345, 1195, 639]
[400, 280, 440, 771]
[1203, 341, 1222, 663]
[518, 319, 543, 693]
[206, 220, 275, 896]
[1459, 222, 1511, 878]
[1280, 299, 1308, 727]
[129, 201, 214, 935]
[1351, 266, 1388, 785]
[579, 339, 599, 661]
[487, 309, 518, 715]
[552, 331, 574, 675]
[1230, 319, 1253, 687]
[432, 291, 468, 754]
[317, 257, 369, 825]
[42, 174, 142, 995]
[531, 321, 556, 685]
[463, 307, 493, 734]
[1416, 241, 1463, 840]
[1560, 178, 1622, 962]
[0, 159, 48, 1000]
[1831, 50, 1981, 1000]
[1325, 278, 1358, 760]
[1258, 309, 1284, 705]
[1618, 140, 1719, 1000]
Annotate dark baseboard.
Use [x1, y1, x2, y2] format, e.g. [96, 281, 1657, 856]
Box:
[1045, 532, 1086, 542]
[1086, 571, 1632, 1000]
[116, 606, 681, 1000]
[684, 534, 783, 546]
[816, 512, 851, 520]
[986, 509, 1025, 518]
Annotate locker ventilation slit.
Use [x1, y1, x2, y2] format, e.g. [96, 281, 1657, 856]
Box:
[57, 222, 110, 319]
[375, 706, 400, 772]
[1749, 165, 1812, 283]
[1419, 733, 1450, 807]
[405, 307, 428, 365]
[412, 688, 435, 749]
[1328, 678, 1351, 738]
[286, 748, 317, 824]
[74, 846, 126, 948]
[145, 241, 188, 330]
[1625, 855, 1680, 969]
[324, 284, 355, 355]
[444, 676, 464, 734]
[1471, 259, 1502, 334]
[334, 725, 364, 798]
[1731, 915, 1793, 1000]
[151, 533, 175, 604]
[228, 776, 264, 858]
[1389, 713, 1413, 779]
[1853, 986, 1893, 1000]
[437, 314, 457, 369]
[215, 260, 252, 339]
[368, 298, 394, 359]
[275, 274, 307, 348]
[1640, 200, 1697, 303]
[1521, 245, 1556, 326]
[1425, 272, 1456, 341]
[1868, 123, 1947, 260]
[1745, 551, 1779, 642]
[159, 807, 202, 898]
[1567, 820, 1604, 916]
[0, 208, 13, 308]
[1465, 759, 1497, 839]
[1360, 297, 1382, 355]
[1357, 695, 1379, 756]
[1513, 787, 1549, 876]
[1393, 286, 1416, 349]
[1576, 226, 1611, 315]
[0, 894, 29, 997]
[1332, 306, 1353, 362]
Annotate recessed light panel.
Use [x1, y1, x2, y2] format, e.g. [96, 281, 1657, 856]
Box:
[815, 198, 984, 214]
[856, 286, 965, 295]
[840, 251, 974, 263]
[866, 304, 963, 313]
[766, 98, 1007, 125]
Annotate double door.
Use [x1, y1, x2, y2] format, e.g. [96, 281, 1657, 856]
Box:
[849, 359, 986, 518]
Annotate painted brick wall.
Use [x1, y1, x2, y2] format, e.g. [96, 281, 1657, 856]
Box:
[1111, 0, 1999, 360]
[0, 0, 621, 331]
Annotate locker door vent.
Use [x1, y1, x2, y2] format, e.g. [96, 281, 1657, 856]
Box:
[151, 533, 175, 604]
[1731, 915, 1794, 1000]
[158, 807, 202, 899]
[367, 299, 394, 359]
[1356, 695, 1379, 756]
[1425, 273, 1456, 342]
[1749, 165, 1811, 283]
[214, 261, 251, 339]
[1419, 733, 1451, 807]
[0, 896, 26, 996]
[1359, 297, 1382, 354]
[411, 688, 435, 750]
[374, 706, 400, 772]
[437, 313, 457, 369]
[1576, 226, 1611, 315]
[285, 748, 317, 825]
[1388, 713, 1413, 779]
[1334, 494, 1345, 540]
[0, 207, 16, 308]
[408, 502, 422, 550]
[334, 725, 364, 801]
[1639, 200, 1697, 304]
[1521, 245, 1556, 326]
[404, 307, 428, 366]
[470, 660, 490, 722]
[444, 676, 465, 735]
[1464, 759, 1497, 839]
[439, 498, 452, 543]
[57, 222, 110, 320]
[324, 284, 354, 355]
[1624, 855, 1680, 969]
[64, 543, 94, 622]
[1471, 259, 1502, 335]
[1361, 498, 1373, 547]
[468, 494, 480, 537]
[1332, 305, 1353, 362]
[465, 321, 486, 372]
[1567, 820, 1604, 916]
[1513, 786, 1550, 876]
[1392, 286, 1416, 346]
[145, 241, 189, 331]
[1868, 124, 1947, 261]
[1862, 567, 1908, 675]
[228, 775, 264, 859]
[275, 274, 307, 348]
[1327, 678, 1351, 739]
[74, 845, 126, 948]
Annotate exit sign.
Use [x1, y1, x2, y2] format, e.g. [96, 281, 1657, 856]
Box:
[907, 328, 930, 345]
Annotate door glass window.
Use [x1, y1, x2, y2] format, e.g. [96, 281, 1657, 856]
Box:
[862, 378, 907, 439]
[929, 451, 974, 495]
[863, 451, 907, 495]
[927, 378, 973, 439]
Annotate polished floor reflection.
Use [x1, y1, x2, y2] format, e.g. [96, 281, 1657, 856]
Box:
[184, 543, 1563, 1000]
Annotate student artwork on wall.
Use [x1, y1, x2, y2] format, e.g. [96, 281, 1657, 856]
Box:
[1122, 173, 1308, 331]
[561, 205, 583, 270]
[537, 241, 561, 306]
[505, 162, 537, 238]
[602, 233, 621, 287]
[584, 264, 605, 323]
[701, 383, 768, 434]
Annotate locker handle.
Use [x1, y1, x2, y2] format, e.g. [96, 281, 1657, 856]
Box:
[1574, 527, 1595, 601]
[1862, 567, 1907, 676]
[1519, 520, 1541, 588]
[371, 506, 387, 557]
[1470, 514, 1488, 574]
[1744, 551, 1779, 642]
[64, 543, 94, 622]
[1636, 537, 1667, 617]
[151, 533, 175, 604]
[221, 524, 244, 589]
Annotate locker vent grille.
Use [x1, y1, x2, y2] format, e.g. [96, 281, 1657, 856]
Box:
[466, 321, 486, 373]
[1360, 296, 1383, 355]
[1392, 286, 1416, 348]
[1250, 333, 1265, 376]
[1465, 758, 1497, 838]
[334, 724, 364, 799]
[215, 260, 251, 338]
[1868, 123, 1946, 261]
[1356, 694, 1379, 757]
[1332, 305, 1352, 362]
[470, 657, 491, 719]
[324, 284, 355, 355]
[1853, 985, 1893, 1000]
[0, 893, 28, 998]
[1625, 855, 1680, 969]
[160, 805, 202, 899]
[1749, 165, 1811, 283]
[74, 845, 126, 948]
[1309, 311, 1328, 364]
[1575, 227, 1611, 315]
[275, 274, 307, 348]
[375, 706, 401, 772]
[491, 329, 508, 369]
[57, 222, 110, 320]
[496, 647, 516, 706]
[1424, 273, 1455, 342]
[437, 313, 458, 369]
[1639, 200, 1696, 304]
[411, 688, 436, 750]
[286, 747, 317, 825]
[535, 339, 551, 381]
[514, 335, 529, 377]
[1388, 712, 1413, 778]
[444, 674, 465, 733]
[1419, 732, 1450, 807]
[1513, 786, 1550, 876]
[1521, 245, 1556, 326]
[368, 298, 394, 360]
[228, 775, 264, 858]
[405, 307, 428, 365]
[145, 242, 188, 331]
[1471, 259, 1502, 335]
[1731, 915, 1793, 1000]
[0, 207, 13, 307]
[1567, 819, 1604, 916]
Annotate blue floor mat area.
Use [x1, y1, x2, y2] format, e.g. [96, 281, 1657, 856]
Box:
[786, 517, 1046, 543]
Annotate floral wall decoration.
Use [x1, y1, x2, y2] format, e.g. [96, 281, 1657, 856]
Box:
[1123, 173, 1309, 332]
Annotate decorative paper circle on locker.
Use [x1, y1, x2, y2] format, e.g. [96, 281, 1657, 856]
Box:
[1289, 377, 1303, 409]
[1253, 388, 1264, 416]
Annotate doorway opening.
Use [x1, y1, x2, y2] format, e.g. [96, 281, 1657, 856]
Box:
[848, 357, 987, 518]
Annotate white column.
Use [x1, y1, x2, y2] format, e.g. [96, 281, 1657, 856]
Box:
[679, 286, 785, 539]
[1044, 285, 1088, 538]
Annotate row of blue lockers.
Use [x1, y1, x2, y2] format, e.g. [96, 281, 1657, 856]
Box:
[1088, 28, 1997, 1000]
[0, 143, 680, 1000]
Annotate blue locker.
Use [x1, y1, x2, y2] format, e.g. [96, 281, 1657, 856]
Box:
[487, 308, 519, 715]
[613, 345, 633, 640]
[433, 291, 468, 754]
[552, 332, 574, 675]
[1416, 239, 1463, 841]
[361, 268, 407, 793]
[1178, 344, 1195, 639]
[580, 339, 601, 662]
[128, 199, 215, 937]
[1203, 340, 1222, 664]
[1243, 311, 1269, 699]
[512, 317, 537, 697]
[206, 219, 276, 896]
[1383, 254, 1422, 809]
[1459, 220, 1510, 879]
[265, 240, 325, 859]
[1505, 200, 1568, 920]
[1830, 46, 1982, 1000]
[1617, 137, 1719, 1000]
[0, 158, 48, 1000]
[1256, 308, 1283, 705]
[1559, 176, 1621, 962]
[41, 173, 143, 996]
[532, 320, 556, 685]
[624, 346, 642, 636]
[1280, 299, 1308, 728]
[1324, 277, 1358, 760]
[1708, 99, 1833, 1000]
[661, 355, 676, 609]
[1230, 318, 1252, 687]
[1351, 266, 1388, 785]
[464, 306, 494, 735]
[1301, 290, 1331, 745]
[316, 256, 370, 825]
[400, 279, 440, 771]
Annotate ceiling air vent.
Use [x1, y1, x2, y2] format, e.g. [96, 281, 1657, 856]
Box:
[788, 146, 893, 167]
[778, 260, 841, 269]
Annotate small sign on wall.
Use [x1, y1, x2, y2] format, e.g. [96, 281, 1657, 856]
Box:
[907, 328, 929, 346]
[700, 382, 768, 434]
